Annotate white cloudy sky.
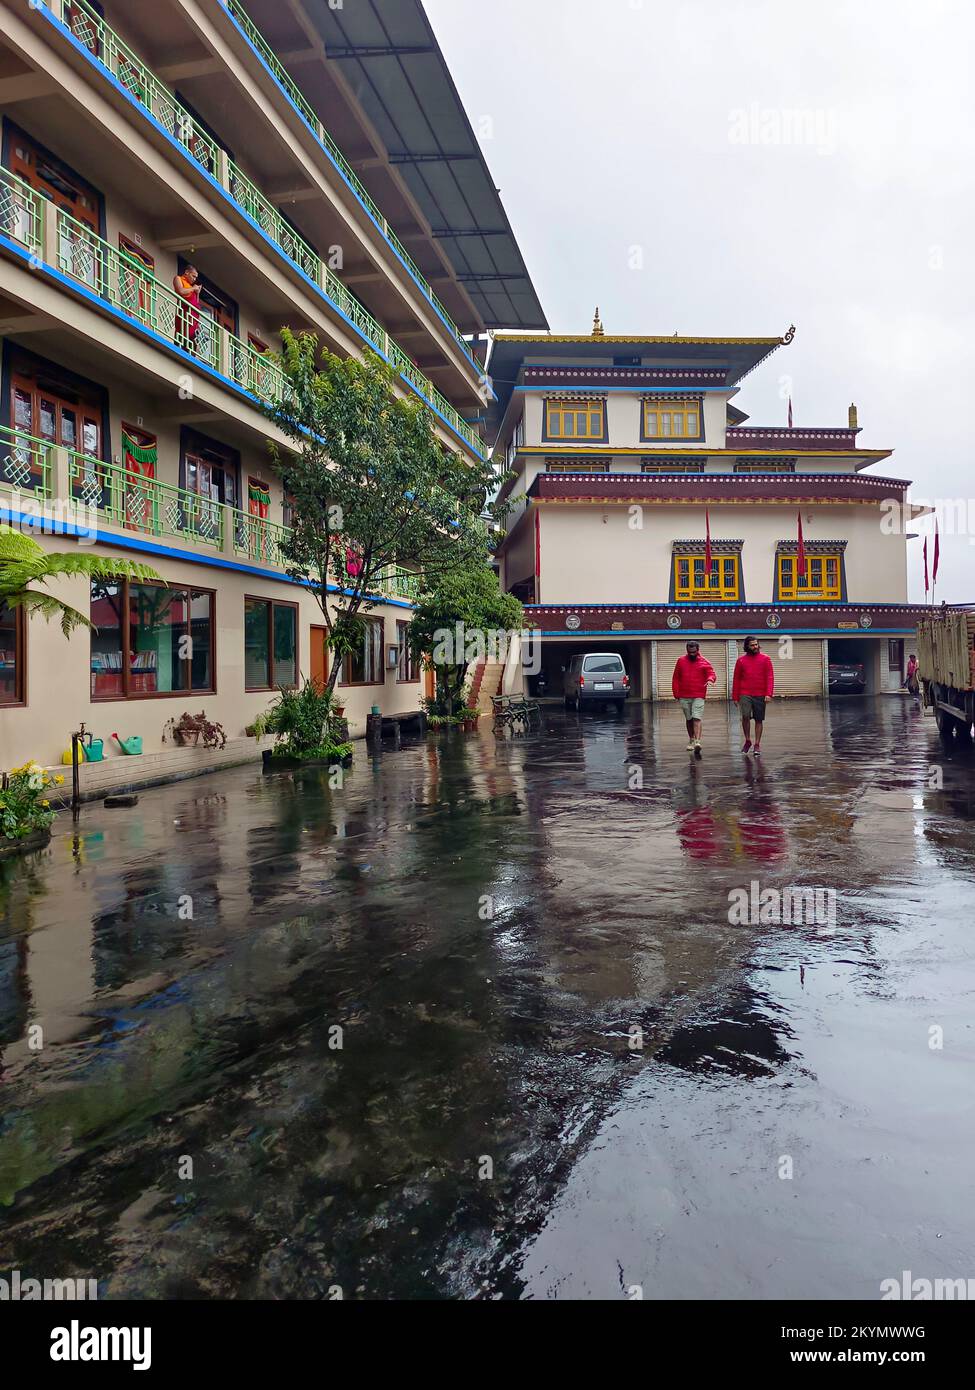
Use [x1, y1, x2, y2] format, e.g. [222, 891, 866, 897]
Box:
[425, 0, 975, 601]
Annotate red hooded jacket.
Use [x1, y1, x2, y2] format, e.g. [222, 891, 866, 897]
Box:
[732, 650, 775, 701]
[672, 654, 717, 699]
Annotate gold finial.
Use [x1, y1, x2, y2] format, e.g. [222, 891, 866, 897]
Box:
[783, 324, 796, 344]
[849, 403, 858, 430]
[592, 307, 604, 336]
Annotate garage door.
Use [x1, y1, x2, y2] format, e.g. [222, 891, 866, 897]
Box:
[654, 640, 729, 699]
[764, 638, 826, 697]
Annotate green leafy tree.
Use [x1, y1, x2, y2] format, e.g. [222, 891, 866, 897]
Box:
[0, 525, 159, 635]
[264, 330, 501, 696]
[408, 567, 523, 716]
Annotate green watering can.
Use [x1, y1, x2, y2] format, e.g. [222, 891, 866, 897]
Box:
[83, 733, 104, 763]
[112, 733, 143, 756]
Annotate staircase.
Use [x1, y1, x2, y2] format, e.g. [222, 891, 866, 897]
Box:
[472, 661, 505, 714]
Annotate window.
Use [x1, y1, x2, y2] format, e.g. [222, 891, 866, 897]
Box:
[397, 621, 419, 683]
[90, 580, 214, 699]
[674, 554, 741, 602]
[120, 423, 156, 532]
[545, 460, 610, 473]
[544, 398, 606, 442]
[777, 553, 843, 601]
[118, 236, 154, 318]
[888, 639, 904, 673]
[0, 603, 24, 705]
[180, 428, 239, 508]
[641, 461, 705, 474]
[642, 398, 702, 441]
[8, 348, 105, 498]
[244, 598, 297, 690]
[583, 655, 624, 673]
[735, 460, 796, 474]
[343, 616, 384, 685]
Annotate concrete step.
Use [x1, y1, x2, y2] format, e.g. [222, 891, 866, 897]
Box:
[474, 662, 505, 712]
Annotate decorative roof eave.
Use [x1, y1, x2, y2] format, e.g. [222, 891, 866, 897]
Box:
[492, 332, 792, 347]
[517, 446, 894, 459]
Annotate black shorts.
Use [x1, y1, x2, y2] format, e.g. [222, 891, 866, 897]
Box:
[738, 694, 767, 721]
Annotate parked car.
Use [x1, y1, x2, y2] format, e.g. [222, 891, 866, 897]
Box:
[828, 661, 866, 694]
[563, 652, 630, 711]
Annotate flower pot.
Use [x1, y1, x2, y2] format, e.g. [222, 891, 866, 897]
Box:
[174, 729, 200, 748]
[0, 827, 52, 859]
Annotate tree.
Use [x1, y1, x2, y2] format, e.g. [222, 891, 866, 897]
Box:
[264, 331, 502, 696]
[0, 525, 159, 635]
[408, 566, 523, 716]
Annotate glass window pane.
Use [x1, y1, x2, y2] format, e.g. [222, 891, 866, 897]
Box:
[90, 580, 124, 697]
[129, 585, 188, 695]
[273, 604, 297, 688]
[190, 591, 212, 690]
[245, 598, 270, 688]
[0, 603, 19, 703]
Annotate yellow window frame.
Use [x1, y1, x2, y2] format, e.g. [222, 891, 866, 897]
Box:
[545, 398, 605, 440]
[643, 398, 701, 440]
[673, 553, 740, 602]
[777, 552, 842, 600]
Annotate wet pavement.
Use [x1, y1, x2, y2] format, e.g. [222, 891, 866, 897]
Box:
[1, 697, 974, 1300]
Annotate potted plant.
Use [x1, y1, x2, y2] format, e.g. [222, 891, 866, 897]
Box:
[259, 681, 352, 770]
[164, 711, 227, 750]
[0, 763, 64, 858]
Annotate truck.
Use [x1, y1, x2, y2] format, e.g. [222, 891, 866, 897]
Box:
[916, 608, 975, 745]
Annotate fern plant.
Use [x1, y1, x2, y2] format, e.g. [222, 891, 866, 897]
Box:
[0, 525, 161, 635]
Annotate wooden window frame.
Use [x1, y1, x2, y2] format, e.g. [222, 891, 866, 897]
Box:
[776, 552, 843, 602]
[0, 602, 26, 707]
[244, 596, 299, 692]
[545, 459, 610, 473]
[542, 398, 607, 443]
[641, 460, 705, 474]
[641, 397, 704, 443]
[673, 553, 741, 603]
[396, 620, 419, 684]
[90, 579, 216, 702]
[342, 615, 385, 687]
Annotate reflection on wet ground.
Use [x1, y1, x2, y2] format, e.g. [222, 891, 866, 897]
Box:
[1, 697, 973, 1299]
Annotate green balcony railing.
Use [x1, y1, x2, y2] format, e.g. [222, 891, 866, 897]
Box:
[384, 567, 422, 602]
[223, 0, 480, 372]
[68, 450, 227, 550]
[0, 423, 55, 501]
[0, 166, 43, 257]
[48, 0, 480, 379]
[231, 507, 289, 567]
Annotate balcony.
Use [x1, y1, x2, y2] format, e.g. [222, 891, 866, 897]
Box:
[40, 0, 483, 388]
[0, 423, 420, 607]
[0, 163, 486, 459]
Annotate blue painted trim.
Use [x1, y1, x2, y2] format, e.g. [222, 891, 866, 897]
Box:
[0, 503, 415, 607]
[35, 4, 487, 452]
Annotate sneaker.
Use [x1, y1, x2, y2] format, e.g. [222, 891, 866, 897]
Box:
[686, 740, 696, 751]
[742, 739, 752, 754]
[753, 745, 762, 756]
[694, 741, 703, 759]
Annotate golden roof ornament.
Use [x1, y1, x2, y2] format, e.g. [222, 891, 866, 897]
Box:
[592, 307, 604, 337]
[849, 403, 858, 430]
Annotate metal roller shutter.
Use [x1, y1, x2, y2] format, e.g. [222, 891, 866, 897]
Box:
[654, 640, 728, 699]
[730, 637, 825, 698]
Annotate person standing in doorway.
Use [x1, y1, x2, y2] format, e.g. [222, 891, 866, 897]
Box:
[732, 636, 775, 755]
[905, 652, 920, 701]
[672, 641, 717, 758]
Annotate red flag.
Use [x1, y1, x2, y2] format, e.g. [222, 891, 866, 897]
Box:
[923, 537, 929, 594]
[788, 396, 794, 429]
[933, 522, 940, 584]
[705, 508, 712, 576]
[797, 511, 807, 579]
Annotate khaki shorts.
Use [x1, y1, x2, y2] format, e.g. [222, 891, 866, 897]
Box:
[679, 698, 706, 720]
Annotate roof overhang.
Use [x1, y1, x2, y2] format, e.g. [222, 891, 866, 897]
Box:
[249, 0, 546, 333]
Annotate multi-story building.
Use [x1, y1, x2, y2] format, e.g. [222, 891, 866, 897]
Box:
[489, 316, 929, 700]
[0, 0, 544, 777]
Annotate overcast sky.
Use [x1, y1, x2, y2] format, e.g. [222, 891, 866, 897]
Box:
[425, 0, 975, 602]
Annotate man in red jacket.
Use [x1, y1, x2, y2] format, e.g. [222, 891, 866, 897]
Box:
[732, 636, 775, 755]
[672, 642, 717, 757]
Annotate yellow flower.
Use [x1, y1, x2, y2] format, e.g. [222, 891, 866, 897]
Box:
[55, 774, 65, 785]
[41, 799, 50, 807]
